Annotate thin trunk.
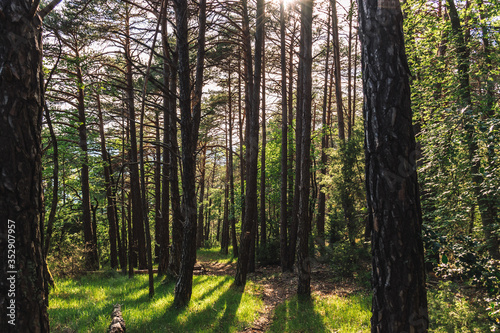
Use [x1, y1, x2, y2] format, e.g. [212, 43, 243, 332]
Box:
[318, 2, 331, 247]
[97, 92, 118, 269]
[43, 103, 59, 260]
[332, 0, 345, 142]
[197, 146, 207, 248]
[229, 69, 239, 257]
[168, 50, 183, 277]
[260, 32, 267, 248]
[125, 9, 147, 269]
[279, 0, 289, 272]
[222, 117, 230, 254]
[288, 26, 298, 271]
[296, 0, 313, 298]
[76, 54, 99, 271]
[234, 0, 264, 288]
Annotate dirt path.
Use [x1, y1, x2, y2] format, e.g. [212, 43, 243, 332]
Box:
[198, 260, 363, 333]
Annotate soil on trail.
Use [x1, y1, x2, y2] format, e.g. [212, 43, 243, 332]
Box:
[197, 259, 365, 333]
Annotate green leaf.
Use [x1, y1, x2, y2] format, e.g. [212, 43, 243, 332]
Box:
[442, 254, 448, 264]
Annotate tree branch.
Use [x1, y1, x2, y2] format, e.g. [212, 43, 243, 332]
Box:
[39, 0, 63, 19]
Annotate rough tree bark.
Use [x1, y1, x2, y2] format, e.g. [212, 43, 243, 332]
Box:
[173, 0, 207, 308]
[296, 0, 313, 298]
[75, 47, 99, 271]
[124, 8, 147, 270]
[97, 92, 119, 269]
[0, 0, 61, 331]
[357, 0, 429, 330]
[234, 0, 264, 288]
[279, 0, 289, 272]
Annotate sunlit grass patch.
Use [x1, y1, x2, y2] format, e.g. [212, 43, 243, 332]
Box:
[197, 246, 236, 264]
[268, 292, 371, 333]
[49, 273, 262, 332]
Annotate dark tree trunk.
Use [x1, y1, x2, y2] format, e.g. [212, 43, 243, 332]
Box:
[288, 26, 298, 271]
[296, 0, 313, 298]
[125, 10, 147, 269]
[76, 57, 99, 271]
[234, 0, 264, 288]
[43, 103, 58, 260]
[228, 70, 239, 257]
[154, 110, 162, 265]
[0, 3, 50, 330]
[237, 52, 246, 226]
[279, 0, 289, 272]
[317, 2, 331, 248]
[173, 0, 207, 308]
[357, 0, 429, 330]
[158, 62, 170, 275]
[259, 33, 267, 248]
[167, 51, 183, 277]
[158, 9, 171, 276]
[222, 121, 230, 254]
[197, 146, 207, 249]
[97, 93, 118, 269]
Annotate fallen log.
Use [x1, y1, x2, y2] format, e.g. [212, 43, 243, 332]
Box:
[108, 304, 126, 333]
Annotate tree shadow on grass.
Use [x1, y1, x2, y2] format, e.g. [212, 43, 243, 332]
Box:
[50, 274, 256, 333]
[138, 276, 246, 333]
[268, 297, 329, 333]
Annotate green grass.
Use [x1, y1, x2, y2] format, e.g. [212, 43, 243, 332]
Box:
[197, 247, 236, 264]
[49, 273, 263, 332]
[268, 293, 371, 333]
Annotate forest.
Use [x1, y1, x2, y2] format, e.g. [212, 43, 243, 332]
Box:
[0, 0, 499, 331]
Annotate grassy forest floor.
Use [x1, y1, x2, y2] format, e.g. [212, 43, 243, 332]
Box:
[49, 247, 491, 332]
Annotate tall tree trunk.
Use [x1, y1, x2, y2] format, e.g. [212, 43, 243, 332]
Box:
[237, 51, 246, 226]
[173, 0, 207, 308]
[234, 0, 264, 288]
[154, 109, 162, 264]
[259, 31, 267, 248]
[222, 118, 230, 254]
[43, 103, 58, 261]
[279, 0, 289, 272]
[76, 54, 99, 271]
[228, 69, 239, 257]
[288, 25, 298, 271]
[157, 9, 171, 276]
[357, 0, 429, 330]
[296, 0, 313, 298]
[317, 2, 331, 248]
[197, 146, 207, 248]
[167, 50, 183, 277]
[0, 3, 50, 330]
[158, 46, 170, 274]
[125, 9, 147, 269]
[97, 92, 119, 269]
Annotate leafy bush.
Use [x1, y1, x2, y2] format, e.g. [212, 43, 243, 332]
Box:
[327, 242, 370, 285]
[428, 281, 490, 332]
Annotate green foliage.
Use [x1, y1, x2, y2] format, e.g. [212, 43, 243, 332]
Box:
[423, 224, 500, 296]
[428, 281, 490, 332]
[320, 126, 366, 244]
[269, 293, 371, 333]
[49, 274, 262, 332]
[326, 242, 370, 288]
